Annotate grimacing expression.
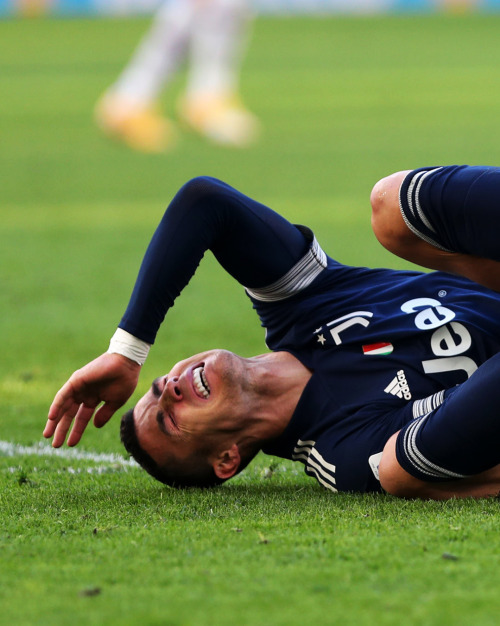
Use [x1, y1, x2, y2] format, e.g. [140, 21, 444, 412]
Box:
[133, 349, 250, 467]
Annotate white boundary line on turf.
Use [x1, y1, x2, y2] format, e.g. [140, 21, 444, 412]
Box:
[0, 440, 138, 467]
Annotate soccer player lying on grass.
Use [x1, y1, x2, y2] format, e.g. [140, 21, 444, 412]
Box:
[45, 166, 500, 500]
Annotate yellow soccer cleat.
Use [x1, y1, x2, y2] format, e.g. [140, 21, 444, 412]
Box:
[178, 93, 260, 148]
[95, 95, 176, 154]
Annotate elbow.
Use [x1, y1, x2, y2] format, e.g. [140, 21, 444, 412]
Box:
[166, 176, 224, 222]
[177, 176, 220, 201]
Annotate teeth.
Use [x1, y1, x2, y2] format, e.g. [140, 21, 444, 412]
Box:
[193, 366, 210, 398]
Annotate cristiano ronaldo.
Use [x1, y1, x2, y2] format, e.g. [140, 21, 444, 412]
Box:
[46, 166, 500, 499]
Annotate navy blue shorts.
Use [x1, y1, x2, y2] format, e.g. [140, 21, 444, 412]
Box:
[399, 165, 500, 261]
[395, 352, 500, 482]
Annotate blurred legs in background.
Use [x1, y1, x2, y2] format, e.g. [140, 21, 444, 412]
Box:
[95, 0, 260, 152]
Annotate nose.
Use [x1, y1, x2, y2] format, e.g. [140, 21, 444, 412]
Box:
[164, 376, 183, 401]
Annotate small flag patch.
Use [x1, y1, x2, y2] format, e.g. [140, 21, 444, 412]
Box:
[362, 342, 393, 356]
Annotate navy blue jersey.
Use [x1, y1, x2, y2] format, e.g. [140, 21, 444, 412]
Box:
[253, 233, 500, 493]
[118, 174, 500, 494]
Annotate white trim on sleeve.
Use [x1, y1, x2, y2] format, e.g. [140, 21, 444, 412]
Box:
[107, 328, 151, 365]
[245, 235, 327, 303]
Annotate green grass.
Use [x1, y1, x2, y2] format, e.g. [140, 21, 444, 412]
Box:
[2, 464, 500, 626]
[1, 13, 500, 625]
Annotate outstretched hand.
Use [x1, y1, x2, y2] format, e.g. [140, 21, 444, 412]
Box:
[44, 352, 141, 447]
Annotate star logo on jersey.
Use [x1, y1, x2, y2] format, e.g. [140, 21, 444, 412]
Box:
[384, 369, 412, 400]
[316, 334, 326, 345]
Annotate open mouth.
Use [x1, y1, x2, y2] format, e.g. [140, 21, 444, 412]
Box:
[193, 365, 211, 399]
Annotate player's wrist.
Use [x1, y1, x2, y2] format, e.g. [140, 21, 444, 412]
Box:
[107, 328, 151, 366]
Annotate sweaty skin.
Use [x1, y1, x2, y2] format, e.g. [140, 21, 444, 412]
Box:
[132, 349, 312, 479]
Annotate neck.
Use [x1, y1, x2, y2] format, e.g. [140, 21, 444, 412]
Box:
[240, 351, 312, 443]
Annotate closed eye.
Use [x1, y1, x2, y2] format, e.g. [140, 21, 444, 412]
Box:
[156, 410, 169, 435]
[156, 409, 177, 435]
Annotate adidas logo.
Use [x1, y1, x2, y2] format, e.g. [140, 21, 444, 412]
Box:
[384, 369, 412, 400]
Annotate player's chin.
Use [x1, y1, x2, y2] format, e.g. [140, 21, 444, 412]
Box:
[209, 350, 243, 380]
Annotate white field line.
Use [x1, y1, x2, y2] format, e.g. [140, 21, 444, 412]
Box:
[0, 440, 138, 468]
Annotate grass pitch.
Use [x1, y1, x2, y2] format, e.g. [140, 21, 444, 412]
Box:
[1, 13, 500, 625]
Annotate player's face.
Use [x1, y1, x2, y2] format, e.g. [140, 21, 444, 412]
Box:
[133, 349, 250, 466]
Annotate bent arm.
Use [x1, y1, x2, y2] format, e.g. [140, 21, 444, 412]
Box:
[119, 176, 308, 344]
[47, 177, 308, 445]
[370, 168, 500, 292]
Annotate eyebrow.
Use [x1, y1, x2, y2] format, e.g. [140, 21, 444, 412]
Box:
[151, 378, 162, 398]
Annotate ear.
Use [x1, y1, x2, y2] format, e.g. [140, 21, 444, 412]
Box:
[212, 444, 241, 480]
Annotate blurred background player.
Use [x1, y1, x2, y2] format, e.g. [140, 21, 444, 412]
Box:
[95, 0, 260, 152]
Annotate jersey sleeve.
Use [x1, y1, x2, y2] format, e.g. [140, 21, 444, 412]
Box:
[399, 165, 500, 261]
[118, 176, 309, 344]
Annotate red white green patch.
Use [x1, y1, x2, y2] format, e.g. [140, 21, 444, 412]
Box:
[362, 342, 393, 356]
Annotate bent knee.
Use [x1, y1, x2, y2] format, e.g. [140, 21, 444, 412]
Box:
[370, 170, 413, 254]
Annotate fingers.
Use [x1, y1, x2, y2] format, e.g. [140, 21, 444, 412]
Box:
[45, 376, 94, 447]
[66, 404, 96, 447]
[50, 413, 79, 448]
[44, 401, 116, 447]
[43, 417, 59, 439]
[43, 397, 81, 445]
[44, 354, 139, 446]
[93, 403, 119, 429]
[47, 404, 96, 448]
[47, 380, 78, 422]
[44, 394, 96, 448]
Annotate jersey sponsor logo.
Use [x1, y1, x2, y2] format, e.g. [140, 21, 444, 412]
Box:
[292, 439, 338, 492]
[384, 369, 412, 400]
[401, 296, 478, 379]
[401, 296, 455, 330]
[314, 294, 478, 380]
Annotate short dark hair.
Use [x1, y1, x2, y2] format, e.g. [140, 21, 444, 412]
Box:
[120, 408, 226, 489]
